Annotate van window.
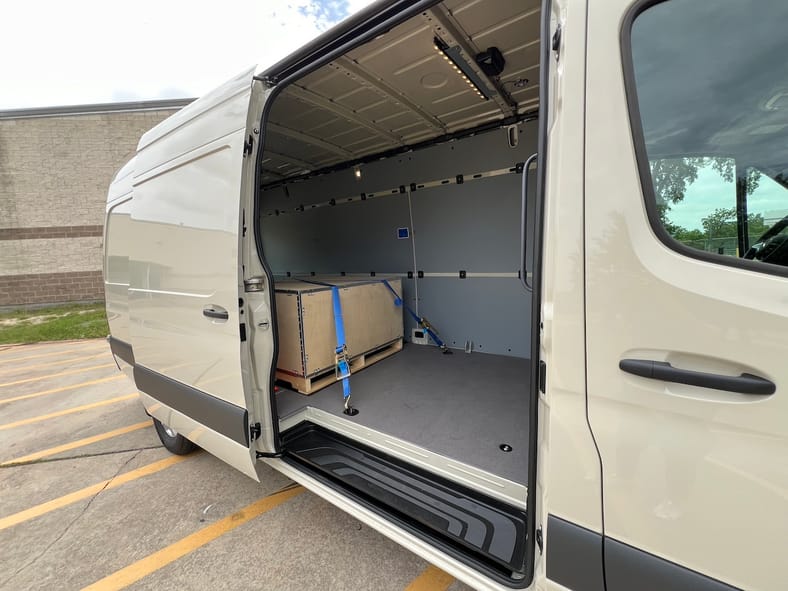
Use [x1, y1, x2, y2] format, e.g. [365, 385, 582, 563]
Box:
[627, 0, 788, 271]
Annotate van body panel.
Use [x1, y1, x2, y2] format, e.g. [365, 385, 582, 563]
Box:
[138, 391, 259, 480]
[104, 197, 133, 345]
[136, 67, 255, 155]
[127, 69, 261, 479]
[536, 0, 604, 540]
[585, 0, 788, 589]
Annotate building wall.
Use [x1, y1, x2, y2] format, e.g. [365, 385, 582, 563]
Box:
[0, 100, 192, 307]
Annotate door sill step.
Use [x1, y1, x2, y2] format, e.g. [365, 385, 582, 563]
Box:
[282, 421, 528, 581]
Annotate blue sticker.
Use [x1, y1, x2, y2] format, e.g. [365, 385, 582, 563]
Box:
[397, 227, 410, 239]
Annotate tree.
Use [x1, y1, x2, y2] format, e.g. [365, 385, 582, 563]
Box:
[650, 158, 763, 251]
[650, 157, 761, 223]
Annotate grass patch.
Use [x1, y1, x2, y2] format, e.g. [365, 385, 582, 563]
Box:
[0, 303, 108, 345]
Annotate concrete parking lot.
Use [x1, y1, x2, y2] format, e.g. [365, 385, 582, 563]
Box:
[0, 339, 474, 591]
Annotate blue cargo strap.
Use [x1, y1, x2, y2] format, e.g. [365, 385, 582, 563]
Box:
[380, 279, 450, 352]
[296, 279, 356, 414]
[330, 285, 352, 406]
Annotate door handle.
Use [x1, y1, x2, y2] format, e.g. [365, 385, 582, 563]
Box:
[619, 359, 775, 395]
[519, 152, 538, 292]
[202, 305, 229, 321]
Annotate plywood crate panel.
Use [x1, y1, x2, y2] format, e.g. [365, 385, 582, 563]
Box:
[274, 276, 403, 392]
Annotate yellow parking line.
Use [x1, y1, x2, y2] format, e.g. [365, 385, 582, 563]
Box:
[0, 343, 105, 364]
[0, 375, 123, 405]
[0, 421, 151, 466]
[0, 352, 110, 377]
[81, 485, 305, 591]
[0, 363, 115, 389]
[0, 393, 138, 431]
[0, 454, 188, 532]
[405, 565, 455, 591]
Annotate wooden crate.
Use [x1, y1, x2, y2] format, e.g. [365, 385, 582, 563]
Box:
[274, 276, 404, 394]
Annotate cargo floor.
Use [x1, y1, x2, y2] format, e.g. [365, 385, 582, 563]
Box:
[275, 344, 530, 484]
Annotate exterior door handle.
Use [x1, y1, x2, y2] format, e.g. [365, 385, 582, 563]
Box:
[619, 359, 775, 395]
[202, 305, 229, 321]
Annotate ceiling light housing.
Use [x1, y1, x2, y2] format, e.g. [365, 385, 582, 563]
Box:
[433, 37, 493, 101]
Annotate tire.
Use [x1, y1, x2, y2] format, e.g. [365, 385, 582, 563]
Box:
[153, 417, 197, 455]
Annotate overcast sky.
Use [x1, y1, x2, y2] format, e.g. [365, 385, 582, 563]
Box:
[0, 0, 376, 110]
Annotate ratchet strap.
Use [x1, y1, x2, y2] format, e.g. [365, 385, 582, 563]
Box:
[380, 279, 450, 352]
[296, 279, 356, 414]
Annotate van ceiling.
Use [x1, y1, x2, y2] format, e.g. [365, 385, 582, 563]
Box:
[261, 0, 540, 185]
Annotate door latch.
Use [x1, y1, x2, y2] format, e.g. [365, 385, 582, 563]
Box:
[249, 422, 261, 441]
[552, 24, 562, 60]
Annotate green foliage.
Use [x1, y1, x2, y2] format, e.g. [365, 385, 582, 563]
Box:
[651, 157, 762, 228]
[651, 157, 769, 254]
[0, 303, 108, 344]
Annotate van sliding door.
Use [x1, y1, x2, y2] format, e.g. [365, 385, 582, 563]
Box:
[128, 69, 270, 480]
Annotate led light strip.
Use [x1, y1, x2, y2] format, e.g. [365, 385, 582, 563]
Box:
[263, 163, 522, 218]
[432, 37, 491, 100]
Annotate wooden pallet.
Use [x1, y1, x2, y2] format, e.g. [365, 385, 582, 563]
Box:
[276, 338, 403, 395]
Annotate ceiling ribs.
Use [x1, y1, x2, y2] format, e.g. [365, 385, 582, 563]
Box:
[333, 57, 448, 134]
[267, 122, 354, 159]
[263, 150, 318, 171]
[261, 168, 287, 180]
[287, 85, 406, 147]
[424, 7, 517, 118]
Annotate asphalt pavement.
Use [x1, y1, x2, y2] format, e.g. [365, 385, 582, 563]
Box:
[0, 338, 474, 591]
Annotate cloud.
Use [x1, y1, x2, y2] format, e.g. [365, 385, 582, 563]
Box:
[0, 0, 375, 109]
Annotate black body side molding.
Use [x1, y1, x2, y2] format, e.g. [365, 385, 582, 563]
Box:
[544, 515, 743, 591]
[605, 538, 742, 591]
[545, 515, 604, 591]
[108, 336, 135, 366]
[282, 422, 529, 586]
[133, 365, 249, 446]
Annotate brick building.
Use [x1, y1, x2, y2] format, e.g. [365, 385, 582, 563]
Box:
[0, 99, 193, 307]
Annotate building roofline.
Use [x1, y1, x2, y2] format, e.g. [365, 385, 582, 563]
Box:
[0, 98, 196, 120]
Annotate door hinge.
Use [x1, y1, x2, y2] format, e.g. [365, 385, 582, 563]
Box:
[536, 525, 543, 553]
[539, 360, 547, 394]
[240, 322, 247, 342]
[243, 134, 255, 157]
[249, 422, 261, 441]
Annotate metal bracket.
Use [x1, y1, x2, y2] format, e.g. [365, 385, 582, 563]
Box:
[249, 422, 261, 441]
[335, 346, 351, 381]
[244, 276, 266, 292]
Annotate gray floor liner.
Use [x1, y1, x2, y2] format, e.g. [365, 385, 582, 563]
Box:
[275, 344, 531, 484]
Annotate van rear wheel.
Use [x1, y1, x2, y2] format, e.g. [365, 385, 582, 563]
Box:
[153, 418, 197, 455]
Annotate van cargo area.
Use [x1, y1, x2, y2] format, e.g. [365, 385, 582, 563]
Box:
[258, 0, 539, 496]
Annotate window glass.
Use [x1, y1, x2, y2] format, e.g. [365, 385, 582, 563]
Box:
[630, 0, 788, 270]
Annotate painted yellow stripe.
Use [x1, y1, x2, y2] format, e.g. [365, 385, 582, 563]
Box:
[0, 352, 109, 377]
[405, 565, 455, 591]
[0, 363, 115, 389]
[0, 374, 123, 405]
[0, 421, 151, 466]
[0, 454, 187, 532]
[82, 485, 305, 591]
[0, 393, 138, 431]
[0, 343, 105, 364]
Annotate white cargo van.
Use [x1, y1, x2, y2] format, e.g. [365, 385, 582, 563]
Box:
[103, 0, 788, 589]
